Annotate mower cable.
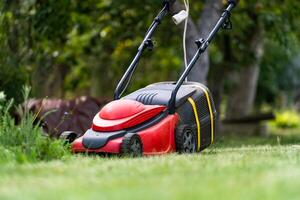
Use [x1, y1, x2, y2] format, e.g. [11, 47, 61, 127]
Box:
[183, 0, 189, 76]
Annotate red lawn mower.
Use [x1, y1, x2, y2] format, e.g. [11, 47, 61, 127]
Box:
[61, 0, 238, 156]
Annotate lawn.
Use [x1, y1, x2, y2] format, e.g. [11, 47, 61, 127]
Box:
[0, 132, 300, 200]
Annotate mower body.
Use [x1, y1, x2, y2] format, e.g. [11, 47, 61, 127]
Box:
[69, 0, 238, 156]
[72, 82, 217, 155]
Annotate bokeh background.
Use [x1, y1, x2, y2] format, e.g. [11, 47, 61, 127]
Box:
[1, 1, 300, 199]
[1, 0, 300, 134]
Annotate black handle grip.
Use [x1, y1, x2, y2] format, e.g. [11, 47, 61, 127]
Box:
[228, 0, 239, 6]
[163, 0, 176, 6]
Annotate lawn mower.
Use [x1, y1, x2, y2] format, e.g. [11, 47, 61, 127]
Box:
[61, 0, 238, 156]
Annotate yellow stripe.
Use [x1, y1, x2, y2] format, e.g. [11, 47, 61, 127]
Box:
[197, 85, 214, 144]
[187, 97, 201, 151]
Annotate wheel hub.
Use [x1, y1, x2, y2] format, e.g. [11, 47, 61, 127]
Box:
[130, 138, 142, 156]
[183, 130, 196, 153]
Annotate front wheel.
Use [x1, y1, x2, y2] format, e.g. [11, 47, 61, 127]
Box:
[59, 131, 79, 144]
[120, 133, 143, 157]
[175, 125, 197, 153]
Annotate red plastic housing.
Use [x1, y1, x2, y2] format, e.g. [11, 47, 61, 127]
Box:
[92, 100, 166, 132]
[72, 99, 179, 155]
[72, 114, 178, 155]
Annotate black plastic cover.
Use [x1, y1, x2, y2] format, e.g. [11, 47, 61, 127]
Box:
[124, 82, 196, 107]
[82, 129, 126, 149]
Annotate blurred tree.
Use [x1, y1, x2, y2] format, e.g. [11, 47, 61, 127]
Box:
[0, 0, 28, 103]
[171, 0, 223, 83]
[0, 0, 300, 123]
[62, 0, 183, 97]
[206, 0, 300, 119]
[0, 0, 73, 99]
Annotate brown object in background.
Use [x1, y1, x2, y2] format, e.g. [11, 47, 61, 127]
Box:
[23, 96, 111, 138]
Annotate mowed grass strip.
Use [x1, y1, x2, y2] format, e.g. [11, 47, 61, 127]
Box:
[0, 144, 299, 200]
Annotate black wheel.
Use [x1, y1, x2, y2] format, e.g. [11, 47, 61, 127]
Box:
[120, 133, 143, 157]
[175, 125, 197, 153]
[59, 131, 79, 144]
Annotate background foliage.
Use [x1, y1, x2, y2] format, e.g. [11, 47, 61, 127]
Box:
[0, 0, 300, 112]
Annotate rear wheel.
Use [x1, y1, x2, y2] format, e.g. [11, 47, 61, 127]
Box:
[175, 125, 197, 153]
[120, 133, 143, 157]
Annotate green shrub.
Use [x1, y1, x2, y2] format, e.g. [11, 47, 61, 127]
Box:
[0, 87, 70, 164]
[274, 110, 300, 129]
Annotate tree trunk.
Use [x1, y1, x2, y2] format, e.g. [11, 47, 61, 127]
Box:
[171, 0, 223, 83]
[210, 34, 232, 134]
[44, 64, 69, 98]
[226, 25, 265, 119]
[90, 56, 113, 97]
[191, 0, 223, 83]
[226, 66, 260, 118]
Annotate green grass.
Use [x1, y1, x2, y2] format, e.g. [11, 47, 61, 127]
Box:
[0, 88, 70, 164]
[0, 132, 300, 200]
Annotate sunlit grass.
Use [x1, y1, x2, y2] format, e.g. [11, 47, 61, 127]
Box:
[0, 132, 299, 200]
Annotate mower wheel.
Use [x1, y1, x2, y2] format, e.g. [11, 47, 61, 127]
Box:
[59, 131, 78, 144]
[175, 125, 197, 153]
[120, 133, 143, 157]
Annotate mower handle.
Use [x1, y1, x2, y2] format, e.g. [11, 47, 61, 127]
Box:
[164, 0, 176, 6]
[114, 2, 171, 100]
[228, 0, 239, 6]
[168, 1, 237, 114]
